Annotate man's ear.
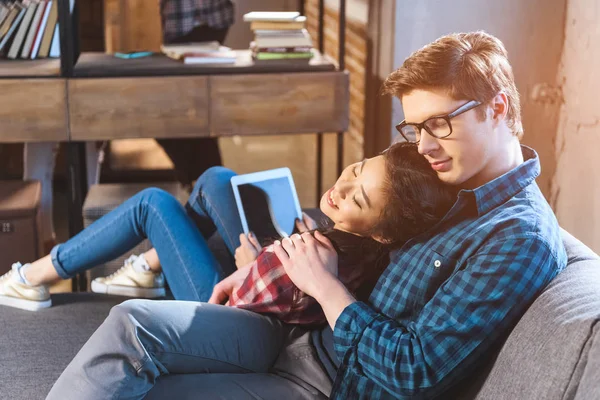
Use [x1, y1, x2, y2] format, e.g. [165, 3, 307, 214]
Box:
[491, 92, 509, 123]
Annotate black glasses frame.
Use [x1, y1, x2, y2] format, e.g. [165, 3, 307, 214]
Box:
[395, 100, 483, 144]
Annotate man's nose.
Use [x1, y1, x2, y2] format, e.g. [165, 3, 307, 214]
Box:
[418, 129, 439, 156]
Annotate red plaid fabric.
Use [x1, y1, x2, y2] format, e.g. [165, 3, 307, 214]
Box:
[229, 235, 387, 325]
[160, 0, 235, 42]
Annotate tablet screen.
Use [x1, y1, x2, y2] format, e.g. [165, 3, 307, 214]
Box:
[237, 177, 298, 241]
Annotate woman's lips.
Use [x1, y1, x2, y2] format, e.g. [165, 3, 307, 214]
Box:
[326, 188, 338, 209]
[430, 159, 452, 172]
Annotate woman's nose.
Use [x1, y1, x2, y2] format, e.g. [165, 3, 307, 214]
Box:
[337, 181, 351, 198]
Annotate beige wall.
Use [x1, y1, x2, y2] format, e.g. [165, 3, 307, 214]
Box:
[390, 0, 566, 199]
[552, 0, 600, 252]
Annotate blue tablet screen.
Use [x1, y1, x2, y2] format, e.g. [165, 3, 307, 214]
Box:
[237, 177, 298, 242]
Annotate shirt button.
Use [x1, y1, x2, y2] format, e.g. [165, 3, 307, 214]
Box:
[434, 260, 441, 268]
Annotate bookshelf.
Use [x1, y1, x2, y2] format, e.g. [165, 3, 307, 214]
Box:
[1, 0, 349, 291]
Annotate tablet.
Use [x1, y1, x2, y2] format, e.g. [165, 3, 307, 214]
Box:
[231, 167, 302, 242]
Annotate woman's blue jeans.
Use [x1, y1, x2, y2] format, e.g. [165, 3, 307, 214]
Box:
[49, 166, 243, 302]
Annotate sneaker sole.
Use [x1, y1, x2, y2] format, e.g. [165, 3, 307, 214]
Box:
[0, 295, 52, 311]
[91, 281, 166, 298]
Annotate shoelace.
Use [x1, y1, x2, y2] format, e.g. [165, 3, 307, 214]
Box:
[0, 263, 22, 283]
[103, 255, 138, 280]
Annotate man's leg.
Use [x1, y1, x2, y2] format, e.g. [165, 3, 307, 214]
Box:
[147, 373, 328, 400]
[46, 300, 287, 400]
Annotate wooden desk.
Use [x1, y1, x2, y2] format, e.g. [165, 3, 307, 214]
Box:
[67, 51, 349, 140]
[0, 59, 67, 143]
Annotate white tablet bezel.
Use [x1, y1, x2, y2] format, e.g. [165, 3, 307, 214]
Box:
[231, 167, 303, 238]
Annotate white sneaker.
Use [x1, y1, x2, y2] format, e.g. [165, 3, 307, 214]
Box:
[91, 255, 165, 298]
[0, 263, 52, 311]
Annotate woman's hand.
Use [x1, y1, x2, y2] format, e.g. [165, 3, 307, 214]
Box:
[208, 264, 252, 305]
[234, 232, 262, 268]
[295, 212, 319, 233]
[272, 231, 339, 300]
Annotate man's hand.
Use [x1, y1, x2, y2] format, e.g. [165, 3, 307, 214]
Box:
[272, 231, 339, 300]
[234, 232, 262, 269]
[295, 212, 319, 233]
[208, 264, 252, 305]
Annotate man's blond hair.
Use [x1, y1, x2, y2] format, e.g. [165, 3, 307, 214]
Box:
[382, 31, 523, 139]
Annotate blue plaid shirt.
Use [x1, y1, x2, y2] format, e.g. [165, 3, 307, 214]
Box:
[330, 145, 567, 399]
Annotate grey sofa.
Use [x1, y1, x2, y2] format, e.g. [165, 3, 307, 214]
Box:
[1, 229, 599, 399]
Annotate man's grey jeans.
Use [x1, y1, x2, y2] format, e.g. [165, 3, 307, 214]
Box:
[45, 299, 332, 400]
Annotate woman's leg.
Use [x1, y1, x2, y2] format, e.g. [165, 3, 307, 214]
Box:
[138, 166, 245, 270]
[184, 166, 245, 253]
[46, 299, 286, 400]
[43, 188, 225, 301]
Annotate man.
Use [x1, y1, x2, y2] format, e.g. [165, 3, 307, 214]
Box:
[157, 0, 235, 186]
[46, 31, 566, 399]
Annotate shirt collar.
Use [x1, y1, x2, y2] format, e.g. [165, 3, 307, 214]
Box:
[458, 145, 541, 217]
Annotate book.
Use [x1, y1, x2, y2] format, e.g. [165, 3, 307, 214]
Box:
[48, 23, 58, 57]
[255, 34, 312, 49]
[47, 0, 74, 58]
[0, 4, 9, 27]
[21, 1, 45, 58]
[254, 51, 313, 61]
[37, 0, 57, 58]
[30, 0, 51, 58]
[243, 11, 300, 22]
[0, 5, 19, 43]
[250, 41, 311, 53]
[253, 29, 307, 37]
[0, 7, 26, 52]
[249, 17, 306, 31]
[160, 41, 221, 57]
[182, 51, 237, 65]
[7, 2, 36, 59]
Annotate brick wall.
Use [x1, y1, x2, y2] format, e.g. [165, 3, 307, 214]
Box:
[304, 0, 368, 168]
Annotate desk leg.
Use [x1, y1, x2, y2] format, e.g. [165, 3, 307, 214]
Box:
[66, 142, 88, 292]
[316, 133, 323, 204]
[337, 132, 344, 176]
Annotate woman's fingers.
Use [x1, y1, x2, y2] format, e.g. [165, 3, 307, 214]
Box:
[314, 230, 334, 250]
[239, 233, 249, 247]
[247, 232, 261, 251]
[208, 281, 228, 304]
[273, 240, 290, 262]
[302, 212, 319, 230]
[295, 218, 308, 232]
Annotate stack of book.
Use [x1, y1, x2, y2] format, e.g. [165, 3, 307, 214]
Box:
[0, 0, 63, 60]
[161, 41, 237, 65]
[243, 11, 313, 64]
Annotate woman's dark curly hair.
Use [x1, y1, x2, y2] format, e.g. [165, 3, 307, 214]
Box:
[366, 141, 457, 248]
[314, 142, 457, 301]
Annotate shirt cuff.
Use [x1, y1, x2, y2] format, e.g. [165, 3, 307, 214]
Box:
[333, 301, 379, 361]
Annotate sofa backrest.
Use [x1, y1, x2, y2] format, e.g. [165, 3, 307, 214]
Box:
[467, 229, 600, 400]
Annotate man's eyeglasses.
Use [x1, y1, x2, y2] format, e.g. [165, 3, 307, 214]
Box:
[395, 100, 483, 144]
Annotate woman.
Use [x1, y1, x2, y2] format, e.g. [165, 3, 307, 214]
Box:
[0, 143, 455, 317]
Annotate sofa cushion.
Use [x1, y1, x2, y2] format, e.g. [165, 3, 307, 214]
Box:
[471, 229, 600, 400]
[0, 293, 128, 400]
